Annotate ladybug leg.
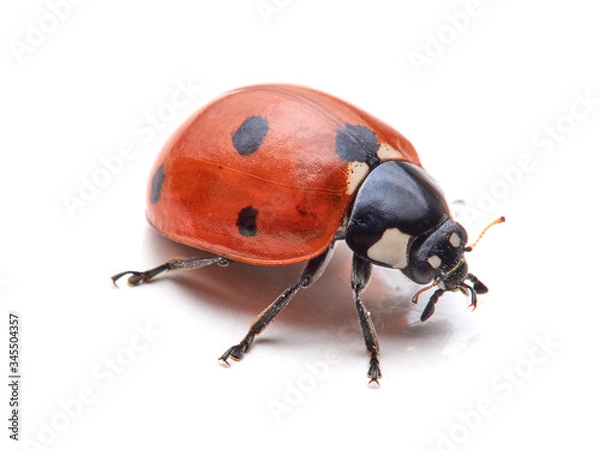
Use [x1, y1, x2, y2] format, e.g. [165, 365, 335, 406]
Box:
[111, 256, 231, 286]
[351, 255, 381, 387]
[218, 242, 336, 365]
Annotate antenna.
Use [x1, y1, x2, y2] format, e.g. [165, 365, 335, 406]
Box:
[465, 216, 505, 252]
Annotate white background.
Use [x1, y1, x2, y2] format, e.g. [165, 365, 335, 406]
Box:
[2, 1, 599, 449]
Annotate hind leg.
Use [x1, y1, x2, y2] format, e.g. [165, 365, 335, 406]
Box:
[111, 256, 232, 286]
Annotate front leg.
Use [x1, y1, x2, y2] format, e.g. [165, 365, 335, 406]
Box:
[351, 255, 381, 387]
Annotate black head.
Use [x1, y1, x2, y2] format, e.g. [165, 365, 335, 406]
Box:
[403, 218, 490, 321]
[403, 218, 469, 290]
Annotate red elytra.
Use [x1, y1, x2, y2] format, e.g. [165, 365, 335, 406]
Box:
[146, 84, 420, 265]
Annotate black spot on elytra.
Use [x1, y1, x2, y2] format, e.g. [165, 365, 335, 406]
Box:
[236, 206, 259, 237]
[150, 164, 165, 204]
[232, 116, 269, 156]
[335, 124, 380, 166]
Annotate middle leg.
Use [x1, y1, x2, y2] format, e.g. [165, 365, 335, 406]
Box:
[219, 241, 336, 365]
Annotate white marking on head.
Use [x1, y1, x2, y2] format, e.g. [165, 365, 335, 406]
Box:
[449, 232, 462, 248]
[427, 255, 442, 269]
[367, 228, 412, 268]
[346, 161, 370, 194]
[376, 143, 400, 161]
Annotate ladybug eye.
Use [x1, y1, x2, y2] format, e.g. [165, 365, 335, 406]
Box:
[413, 261, 435, 284]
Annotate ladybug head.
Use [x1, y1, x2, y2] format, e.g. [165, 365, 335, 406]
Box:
[406, 217, 505, 322]
[402, 219, 470, 290]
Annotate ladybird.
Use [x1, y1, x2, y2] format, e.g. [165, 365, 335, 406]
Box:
[112, 84, 503, 386]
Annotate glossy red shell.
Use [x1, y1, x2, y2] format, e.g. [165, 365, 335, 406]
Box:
[146, 84, 420, 265]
